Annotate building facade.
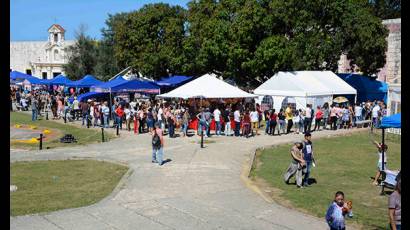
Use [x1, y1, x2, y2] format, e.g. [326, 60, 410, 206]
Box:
[10, 24, 75, 79]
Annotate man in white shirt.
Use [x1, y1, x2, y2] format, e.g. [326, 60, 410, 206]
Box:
[372, 101, 381, 128]
[304, 105, 312, 133]
[250, 108, 259, 136]
[234, 108, 241, 137]
[354, 102, 363, 126]
[101, 101, 110, 128]
[213, 107, 221, 136]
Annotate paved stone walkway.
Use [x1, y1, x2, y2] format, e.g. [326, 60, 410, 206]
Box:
[10, 127, 363, 230]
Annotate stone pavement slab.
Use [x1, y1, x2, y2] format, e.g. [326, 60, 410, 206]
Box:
[10, 127, 364, 230]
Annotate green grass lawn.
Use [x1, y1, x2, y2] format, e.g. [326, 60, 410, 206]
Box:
[11, 160, 129, 216]
[250, 130, 400, 229]
[10, 112, 115, 149]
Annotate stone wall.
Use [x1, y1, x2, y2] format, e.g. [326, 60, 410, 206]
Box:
[10, 41, 47, 74]
[10, 40, 75, 78]
[377, 18, 401, 85]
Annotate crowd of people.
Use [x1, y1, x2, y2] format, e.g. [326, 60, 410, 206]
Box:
[10, 87, 389, 138]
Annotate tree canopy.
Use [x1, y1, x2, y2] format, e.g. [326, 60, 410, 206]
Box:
[65, 0, 391, 87]
[63, 25, 98, 80]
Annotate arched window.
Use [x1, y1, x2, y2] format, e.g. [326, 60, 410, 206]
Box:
[54, 50, 59, 61]
[261, 95, 274, 111]
[281, 96, 296, 111]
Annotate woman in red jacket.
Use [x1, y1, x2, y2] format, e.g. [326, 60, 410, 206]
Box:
[115, 104, 125, 130]
[312, 106, 323, 132]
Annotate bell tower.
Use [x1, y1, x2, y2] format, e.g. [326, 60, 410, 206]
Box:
[47, 24, 65, 45]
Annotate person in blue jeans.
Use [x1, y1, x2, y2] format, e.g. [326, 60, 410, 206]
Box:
[31, 96, 38, 121]
[264, 110, 270, 134]
[151, 123, 164, 166]
[196, 108, 209, 137]
[302, 132, 315, 187]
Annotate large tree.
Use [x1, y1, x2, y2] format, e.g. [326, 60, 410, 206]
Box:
[114, 3, 187, 80]
[368, 0, 400, 19]
[107, 0, 389, 86]
[94, 13, 127, 81]
[184, 0, 388, 86]
[63, 25, 98, 80]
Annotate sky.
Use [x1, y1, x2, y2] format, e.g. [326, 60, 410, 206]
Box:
[10, 0, 191, 41]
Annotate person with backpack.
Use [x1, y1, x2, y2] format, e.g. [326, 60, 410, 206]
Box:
[152, 122, 164, 166]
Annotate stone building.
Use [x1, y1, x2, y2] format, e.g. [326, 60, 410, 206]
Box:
[10, 24, 75, 79]
[378, 18, 401, 114]
[338, 18, 401, 114]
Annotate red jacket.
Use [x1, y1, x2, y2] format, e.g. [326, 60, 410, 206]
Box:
[115, 107, 124, 117]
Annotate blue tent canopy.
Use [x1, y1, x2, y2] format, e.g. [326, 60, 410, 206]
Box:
[110, 79, 160, 94]
[48, 74, 73, 86]
[77, 91, 110, 102]
[67, 75, 103, 88]
[23, 76, 47, 85]
[10, 71, 33, 80]
[337, 73, 388, 103]
[90, 75, 128, 92]
[155, 75, 193, 87]
[379, 113, 401, 129]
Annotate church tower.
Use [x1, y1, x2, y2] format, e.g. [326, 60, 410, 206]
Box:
[48, 24, 65, 45]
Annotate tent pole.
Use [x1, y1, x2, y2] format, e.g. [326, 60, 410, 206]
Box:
[382, 128, 385, 171]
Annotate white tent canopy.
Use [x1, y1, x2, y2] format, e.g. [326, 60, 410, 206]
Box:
[157, 73, 257, 99]
[254, 71, 357, 111]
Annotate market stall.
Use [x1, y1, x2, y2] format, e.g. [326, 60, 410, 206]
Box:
[254, 71, 357, 111]
[157, 73, 257, 131]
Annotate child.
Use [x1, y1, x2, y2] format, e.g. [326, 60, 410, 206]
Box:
[325, 191, 353, 230]
[373, 140, 388, 185]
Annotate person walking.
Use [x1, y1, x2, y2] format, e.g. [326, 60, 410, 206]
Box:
[223, 107, 232, 136]
[269, 109, 278, 135]
[278, 109, 286, 135]
[242, 110, 251, 138]
[234, 107, 241, 137]
[285, 104, 293, 134]
[302, 132, 315, 187]
[371, 101, 381, 129]
[322, 103, 330, 130]
[72, 97, 80, 120]
[283, 142, 306, 188]
[312, 106, 323, 132]
[213, 107, 222, 136]
[81, 100, 90, 126]
[341, 106, 350, 129]
[264, 109, 271, 135]
[115, 104, 124, 130]
[330, 105, 338, 130]
[93, 102, 101, 127]
[102, 101, 110, 128]
[167, 110, 176, 138]
[325, 191, 353, 230]
[124, 104, 132, 131]
[151, 122, 164, 166]
[31, 95, 38, 121]
[250, 108, 259, 136]
[196, 108, 207, 137]
[304, 104, 313, 133]
[388, 178, 401, 230]
[146, 108, 155, 133]
[181, 108, 190, 137]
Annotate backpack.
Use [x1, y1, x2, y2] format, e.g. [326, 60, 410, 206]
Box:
[152, 132, 161, 148]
